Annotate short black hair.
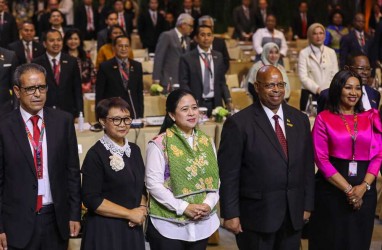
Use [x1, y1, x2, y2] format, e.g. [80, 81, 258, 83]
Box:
[13, 63, 47, 87]
[196, 24, 212, 35]
[42, 29, 62, 42]
[96, 97, 131, 120]
[112, 35, 130, 47]
[106, 25, 126, 43]
[49, 8, 64, 19]
[327, 70, 364, 114]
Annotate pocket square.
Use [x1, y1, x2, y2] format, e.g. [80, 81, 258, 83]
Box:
[3, 64, 11, 67]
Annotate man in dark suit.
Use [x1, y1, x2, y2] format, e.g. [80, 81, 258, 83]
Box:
[232, 0, 256, 41]
[339, 13, 373, 69]
[114, 0, 133, 38]
[33, 29, 83, 117]
[254, 0, 272, 29]
[291, 1, 314, 40]
[0, 46, 18, 105]
[8, 22, 45, 65]
[96, 35, 144, 118]
[37, 0, 60, 37]
[97, 10, 118, 51]
[0, 0, 18, 47]
[179, 25, 232, 116]
[218, 65, 315, 250]
[138, 0, 165, 53]
[195, 15, 230, 73]
[318, 53, 380, 113]
[74, 0, 99, 40]
[153, 13, 193, 89]
[0, 63, 81, 250]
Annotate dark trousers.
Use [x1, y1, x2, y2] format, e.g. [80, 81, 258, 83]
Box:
[146, 219, 209, 250]
[235, 213, 301, 250]
[9, 205, 68, 250]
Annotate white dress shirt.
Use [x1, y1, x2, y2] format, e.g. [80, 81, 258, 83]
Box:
[46, 52, 61, 69]
[252, 28, 288, 56]
[261, 102, 286, 137]
[362, 85, 371, 110]
[145, 136, 220, 241]
[197, 46, 215, 98]
[20, 107, 53, 205]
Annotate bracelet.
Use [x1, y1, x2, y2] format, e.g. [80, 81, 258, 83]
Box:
[344, 184, 353, 194]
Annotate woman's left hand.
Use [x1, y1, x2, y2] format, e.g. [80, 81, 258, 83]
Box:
[347, 185, 366, 205]
[197, 203, 211, 219]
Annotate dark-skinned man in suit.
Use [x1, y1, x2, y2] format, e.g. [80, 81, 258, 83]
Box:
[218, 65, 315, 250]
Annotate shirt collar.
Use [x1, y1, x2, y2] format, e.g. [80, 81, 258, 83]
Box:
[116, 57, 129, 65]
[197, 45, 211, 54]
[20, 106, 44, 124]
[175, 27, 183, 39]
[46, 52, 61, 62]
[260, 101, 284, 122]
[23, 40, 32, 46]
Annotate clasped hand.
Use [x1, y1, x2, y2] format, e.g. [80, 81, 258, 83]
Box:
[346, 185, 366, 210]
[184, 203, 211, 220]
[128, 206, 148, 227]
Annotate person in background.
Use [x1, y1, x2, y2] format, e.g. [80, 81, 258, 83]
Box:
[324, 9, 349, 61]
[12, 0, 34, 27]
[245, 42, 290, 100]
[114, 0, 134, 38]
[232, 0, 256, 41]
[0, 47, 18, 108]
[96, 24, 131, 69]
[97, 11, 119, 51]
[310, 69, 382, 250]
[0, 0, 18, 47]
[97, 0, 111, 30]
[145, 89, 220, 250]
[254, 0, 272, 29]
[58, 0, 74, 26]
[163, 11, 175, 31]
[81, 97, 147, 250]
[63, 29, 96, 93]
[74, 0, 99, 40]
[317, 53, 380, 113]
[298, 23, 338, 111]
[368, 3, 381, 35]
[48, 9, 67, 38]
[292, 1, 314, 40]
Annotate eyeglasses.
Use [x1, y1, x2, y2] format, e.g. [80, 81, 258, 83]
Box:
[350, 66, 373, 72]
[106, 116, 132, 126]
[257, 82, 287, 90]
[19, 85, 48, 95]
[184, 23, 194, 28]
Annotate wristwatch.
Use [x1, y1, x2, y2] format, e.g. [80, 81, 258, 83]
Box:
[363, 181, 371, 191]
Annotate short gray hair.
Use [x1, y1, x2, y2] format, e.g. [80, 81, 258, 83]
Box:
[176, 13, 194, 27]
[198, 15, 214, 27]
[13, 63, 47, 87]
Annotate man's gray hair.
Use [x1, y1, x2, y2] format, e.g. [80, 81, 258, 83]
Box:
[13, 63, 47, 87]
[198, 15, 214, 27]
[176, 13, 194, 27]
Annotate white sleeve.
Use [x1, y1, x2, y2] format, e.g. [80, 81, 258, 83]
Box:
[145, 142, 189, 215]
[279, 33, 288, 57]
[298, 50, 319, 94]
[253, 30, 263, 55]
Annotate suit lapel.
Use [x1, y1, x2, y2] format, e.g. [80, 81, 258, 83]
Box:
[171, 29, 182, 55]
[44, 108, 57, 178]
[43, 54, 55, 84]
[111, 58, 127, 92]
[10, 110, 37, 177]
[59, 54, 69, 85]
[283, 104, 297, 165]
[18, 41, 27, 63]
[253, 102, 288, 163]
[193, 50, 203, 85]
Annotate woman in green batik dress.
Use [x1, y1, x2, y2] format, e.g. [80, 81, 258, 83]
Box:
[145, 89, 220, 250]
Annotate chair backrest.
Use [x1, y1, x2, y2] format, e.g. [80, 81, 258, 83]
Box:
[288, 89, 301, 110]
[225, 74, 239, 89]
[230, 89, 253, 110]
[144, 95, 167, 117]
[133, 49, 148, 60]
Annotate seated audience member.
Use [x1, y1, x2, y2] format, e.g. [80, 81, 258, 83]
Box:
[179, 25, 233, 116]
[318, 53, 380, 113]
[37, 0, 61, 37]
[0, 47, 18, 107]
[339, 13, 373, 69]
[97, 11, 118, 51]
[96, 25, 133, 69]
[81, 97, 147, 250]
[232, 0, 256, 41]
[96, 35, 143, 118]
[245, 42, 290, 100]
[298, 23, 338, 111]
[63, 29, 96, 93]
[0, 0, 18, 47]
[137, 0, 165, 53]
[252, 14, 287, 61]
[74, 0, 99, 40]
[324, 9, 349, 60]
[292, 1, 314, 40]
[33, 29, 83, 117]
[8, 22, 45, 65]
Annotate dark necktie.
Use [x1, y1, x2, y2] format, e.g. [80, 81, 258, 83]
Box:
[302, 13, 307, 38]
[273, 115, 288, 158]
[202, 52, 211, 95]
[121, 61, 129, 90]
[25, 41, 32, 63]
[30, 115, 43, 212]
[52, 58, 60, 85]
[181, 36, 186, 53]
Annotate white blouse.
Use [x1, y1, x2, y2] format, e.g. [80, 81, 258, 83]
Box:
[145, 136, 220, 241]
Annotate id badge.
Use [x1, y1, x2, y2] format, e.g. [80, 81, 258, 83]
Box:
[38, 179, 46, 195]
[348, 161, 357, 176]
